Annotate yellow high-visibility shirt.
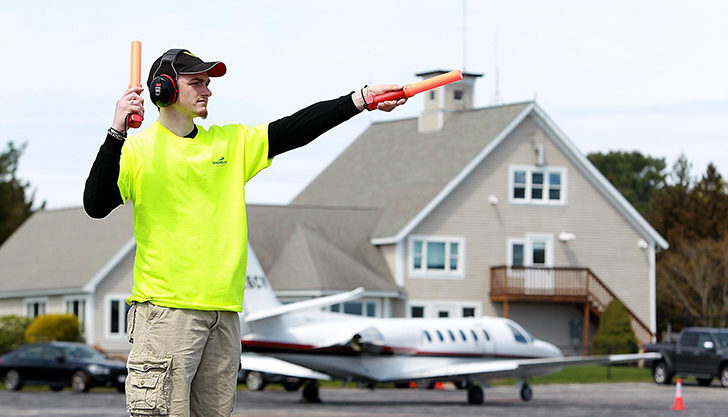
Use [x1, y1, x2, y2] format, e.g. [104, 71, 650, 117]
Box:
[118, 121, 271, 311]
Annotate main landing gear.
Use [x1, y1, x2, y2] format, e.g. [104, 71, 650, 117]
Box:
[466, 380, 532, 405]
[301, 381, 321, 403]
[467, 384, 484, 405]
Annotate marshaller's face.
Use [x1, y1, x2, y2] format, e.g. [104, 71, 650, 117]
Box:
[174, 73, 212, 119]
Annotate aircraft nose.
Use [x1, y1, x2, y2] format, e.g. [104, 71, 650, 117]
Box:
[535, 339, 563, 358]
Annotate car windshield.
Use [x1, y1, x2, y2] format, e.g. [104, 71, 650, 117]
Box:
[61, 345, 107, 360]
[715, 333, 728, 348]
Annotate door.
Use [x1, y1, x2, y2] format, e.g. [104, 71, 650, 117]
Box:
[524, 234, 554, 294]
[42, 345, 68, 386]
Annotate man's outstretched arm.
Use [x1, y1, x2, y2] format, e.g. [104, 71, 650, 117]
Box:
[268, 85, 405, 158]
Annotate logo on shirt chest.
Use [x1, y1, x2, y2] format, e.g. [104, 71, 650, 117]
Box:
[212, 156, 227, 166]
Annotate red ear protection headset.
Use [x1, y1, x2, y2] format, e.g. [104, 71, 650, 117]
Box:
[149, 49, 187, 107]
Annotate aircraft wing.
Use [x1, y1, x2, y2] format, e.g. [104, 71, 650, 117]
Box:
[244, 287, 365, 322]
[241, 352, 332, 381]
[403, 352, 662, 382]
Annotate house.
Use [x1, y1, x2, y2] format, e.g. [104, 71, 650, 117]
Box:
[250, 70, 668, 353]
[0, 204, 135, 355]
[0, 71, 668, 355]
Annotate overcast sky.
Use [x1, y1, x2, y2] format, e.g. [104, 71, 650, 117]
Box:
[1, 0, 726, 209]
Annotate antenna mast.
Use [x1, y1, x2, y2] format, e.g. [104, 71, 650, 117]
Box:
[462, 0, 467, 71]
[491, 31, 504, 105]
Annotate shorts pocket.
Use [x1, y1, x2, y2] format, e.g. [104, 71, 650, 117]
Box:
[126, 303, 137, 343]
[126, 355, 173, 415]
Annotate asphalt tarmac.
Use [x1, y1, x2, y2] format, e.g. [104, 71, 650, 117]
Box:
[1, 381, 726, 417]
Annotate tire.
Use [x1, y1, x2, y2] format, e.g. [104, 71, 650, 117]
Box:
[520, 383, 533, 401]
[4, 370, 23, 391]
[720, 366, 728, 388]
[697, 378, 712, 387]
[302, 382, 321, 403]
[50, 385, 64, 392]
[653, 361, 673, 385]
[245, 371, 266, 392]
[71, 370, 90, 393]
[467, 385, 484, 405]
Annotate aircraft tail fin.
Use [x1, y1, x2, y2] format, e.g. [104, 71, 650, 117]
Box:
[242, 243, 281, 314]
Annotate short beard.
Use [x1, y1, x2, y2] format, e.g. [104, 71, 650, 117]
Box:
[197, 109, 208, 119]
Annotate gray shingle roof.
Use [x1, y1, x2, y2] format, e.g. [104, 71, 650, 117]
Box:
[291, 102, 532, 239]
[0, 205, 133, 295]
[246, 205, 399, 293]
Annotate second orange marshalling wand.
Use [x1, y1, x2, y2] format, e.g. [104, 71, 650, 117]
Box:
[365, 70, 463, 110]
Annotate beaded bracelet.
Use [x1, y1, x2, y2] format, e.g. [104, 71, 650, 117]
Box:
[108, 127, 127, 141]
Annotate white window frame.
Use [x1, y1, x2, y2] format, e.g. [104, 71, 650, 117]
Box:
[507, 234, 554, 267]
[63, 295, 89, 332]
[508, 165, 567, 205]
[104, 293, 131, 340]
[24, 297, 48, 319]
[408, 235, 465, 279]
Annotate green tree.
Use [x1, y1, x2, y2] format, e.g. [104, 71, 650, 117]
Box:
[0, 315, 32, 353]
[587, 150, 667, 219]
[24, 314, 80, 344]
[591, 300, 638, 354]
[0, 142, 42, 246]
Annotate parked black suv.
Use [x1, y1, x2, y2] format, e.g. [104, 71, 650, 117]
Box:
[0, 342, 127, 392]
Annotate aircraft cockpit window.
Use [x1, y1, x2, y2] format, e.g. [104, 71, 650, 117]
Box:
[436, 330, 445, 342]
[482, 329, 491, 341]
[447, 330, 456, 341]
[471, 329, 479, 342]
[507, 323, 528, 344]
[423, 330, 432, 343]
[459, 330, 467, 341]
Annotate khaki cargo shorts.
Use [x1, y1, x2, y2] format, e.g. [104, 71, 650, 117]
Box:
[125, 302, 241, 417]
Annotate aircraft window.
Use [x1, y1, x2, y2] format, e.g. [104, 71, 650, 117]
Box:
[447, 330, 456, 341]
[507, 323, 528, 344]
[436, 330, 444, 342]
[423, 330, 432, 343]
[459, 330, 467, 341]
[471, 329, 479, 342]
[482, 329, 491, 341]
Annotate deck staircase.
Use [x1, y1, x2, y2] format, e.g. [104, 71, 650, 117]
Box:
[490, 266, 654, 351]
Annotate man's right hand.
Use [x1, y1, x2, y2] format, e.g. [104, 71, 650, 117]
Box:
[113, 86, 145, 132]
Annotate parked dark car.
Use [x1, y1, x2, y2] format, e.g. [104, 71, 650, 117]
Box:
[0, 342, 127, 392]
[644, 327, 728, 387]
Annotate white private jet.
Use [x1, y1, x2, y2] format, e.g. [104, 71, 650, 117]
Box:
[240, 250, 660, 405]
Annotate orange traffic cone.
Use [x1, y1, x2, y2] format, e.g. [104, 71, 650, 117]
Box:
[671, 378, 686, 411]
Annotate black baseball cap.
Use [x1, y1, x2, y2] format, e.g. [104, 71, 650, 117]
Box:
[147, 49, 226, 89]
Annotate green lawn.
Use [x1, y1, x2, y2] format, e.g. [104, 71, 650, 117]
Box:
[490, 364, 654, 386]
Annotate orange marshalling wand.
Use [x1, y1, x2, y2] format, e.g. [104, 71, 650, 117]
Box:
[365, 70, 463, 110]
[127, 40, 143, 129]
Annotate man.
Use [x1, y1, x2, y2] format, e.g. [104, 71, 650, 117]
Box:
[83, 49, 405, 417]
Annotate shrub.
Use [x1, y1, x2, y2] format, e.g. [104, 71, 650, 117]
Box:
[592, 300, 638, 354]
[24, 314, 80, 344]
[0, 315, 33, 353]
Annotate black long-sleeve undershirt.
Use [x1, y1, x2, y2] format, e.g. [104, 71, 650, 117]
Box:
[83, 93, 360, 219]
